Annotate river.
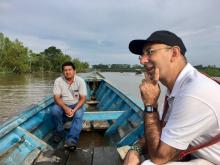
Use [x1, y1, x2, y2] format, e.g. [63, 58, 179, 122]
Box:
[0, 72, 167, 124]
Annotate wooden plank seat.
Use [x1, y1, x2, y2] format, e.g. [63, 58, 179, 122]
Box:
[83, 111, 124, 121]
[64, 111, 124, 130]
[86, 100, 99, 105]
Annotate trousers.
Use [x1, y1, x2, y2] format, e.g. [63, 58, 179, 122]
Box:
[51, 104, 85, 143]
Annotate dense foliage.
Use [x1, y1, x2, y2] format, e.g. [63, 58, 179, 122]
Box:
[1, 32, 220, 76]
[195, 65, 220, 77]
[0, 32, 89, 73]
[92, 64, 220, 76]
[92, 64, 143, 72]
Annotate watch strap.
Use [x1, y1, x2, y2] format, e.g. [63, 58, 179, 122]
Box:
[129, 144, 142, 154]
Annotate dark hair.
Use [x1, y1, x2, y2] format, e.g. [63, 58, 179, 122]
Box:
[62, 61, 76, 71]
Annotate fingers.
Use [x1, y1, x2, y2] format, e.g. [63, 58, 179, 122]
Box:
[141, 79, 146, 84]
[66, 108, 74, 117]
[144, 68, 160, 85]
[152, 68, 159, 85]
[144, 72, 151, 82]
[66, 113, 73, 118]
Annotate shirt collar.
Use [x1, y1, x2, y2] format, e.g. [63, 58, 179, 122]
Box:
[62, 75, 76, 85]
[166, 63, 194, 98]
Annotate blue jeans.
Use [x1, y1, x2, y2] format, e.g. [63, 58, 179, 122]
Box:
[51, 104, 85, 144]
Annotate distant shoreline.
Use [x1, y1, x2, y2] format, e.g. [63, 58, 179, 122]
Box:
[1, 67, 220, 77]
[196, 68, 220, 77]
[93, 68, 220, 77]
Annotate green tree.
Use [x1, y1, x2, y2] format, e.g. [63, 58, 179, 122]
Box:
[0, 33, 6, 71]
[92, 64, 109, 69]
[0, 32, 90, 73]
[0, 37, 29, 73]
[72, 58, 89, 72]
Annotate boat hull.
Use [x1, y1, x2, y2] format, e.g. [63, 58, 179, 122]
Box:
[0, 76, 144, 164]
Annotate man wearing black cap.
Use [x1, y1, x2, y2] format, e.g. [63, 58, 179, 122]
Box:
[124, 30, 220, 164]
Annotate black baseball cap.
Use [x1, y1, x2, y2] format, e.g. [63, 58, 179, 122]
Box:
[129, 30, 186, 55]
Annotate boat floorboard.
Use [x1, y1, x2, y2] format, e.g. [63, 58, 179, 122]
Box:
[34, 146, 121, 165]
[34, 131, 122, 165]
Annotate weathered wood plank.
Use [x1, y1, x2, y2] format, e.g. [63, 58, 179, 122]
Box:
[34, 131, 111, 165]
[77, 131, 109, 148]
[92, 147, 122, 165]
[92, 121, 109, 129]
[34, 148, 70, 165]
[66, 148, 93, 165]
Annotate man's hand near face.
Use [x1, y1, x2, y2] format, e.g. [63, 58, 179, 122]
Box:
[140, 68, 160, 107]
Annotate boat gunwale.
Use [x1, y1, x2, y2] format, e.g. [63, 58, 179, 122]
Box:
[0, 96, 54, 138]
[0, 76, 144, 138]
[0, 73, 146, 165]
[0, 72, 144, 136]
[101, 78, 144, 111]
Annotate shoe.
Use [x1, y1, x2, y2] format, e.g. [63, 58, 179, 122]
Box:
[52, 132, 65, 143]
[64, 138, 77, 150]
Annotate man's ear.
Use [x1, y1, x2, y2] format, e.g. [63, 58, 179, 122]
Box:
[170, 46, 181, 62]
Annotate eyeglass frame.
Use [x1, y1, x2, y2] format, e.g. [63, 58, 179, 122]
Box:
[138, 46, 173, 60]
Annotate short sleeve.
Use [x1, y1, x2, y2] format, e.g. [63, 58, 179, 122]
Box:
[53, 78, 61, 95]
[161, 96, 217, 150]
[78, 78, 87, 96]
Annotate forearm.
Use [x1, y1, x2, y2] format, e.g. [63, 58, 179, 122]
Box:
[73, 96, 86, 111]
[140, 70, 179, 164]
[144, 111, 162, 156]
[54, 96, 69, 111]
[144, 112, 178, 164]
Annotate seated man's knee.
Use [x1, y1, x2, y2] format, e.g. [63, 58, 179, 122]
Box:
[74, 107, 85, 118]
[51, 104, 63, 116]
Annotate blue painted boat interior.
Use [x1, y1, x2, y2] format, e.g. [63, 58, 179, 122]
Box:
[0, 77, 145, 165]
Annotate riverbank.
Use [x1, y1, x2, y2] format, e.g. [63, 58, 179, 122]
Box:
[1, 67, 220, 76]
[197, 68, 220, 77]
[90, 68, 220, 77]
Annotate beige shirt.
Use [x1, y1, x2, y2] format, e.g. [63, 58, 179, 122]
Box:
[53, 75, 87, 105]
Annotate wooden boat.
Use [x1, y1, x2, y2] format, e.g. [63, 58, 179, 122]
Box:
[0, 72, 145, 165]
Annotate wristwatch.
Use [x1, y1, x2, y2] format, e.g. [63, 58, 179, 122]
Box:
[129, 144, 142, 154]
[144, 105, 157, 113]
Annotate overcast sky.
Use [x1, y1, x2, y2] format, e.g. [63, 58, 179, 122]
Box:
[0, 0, 220, 66]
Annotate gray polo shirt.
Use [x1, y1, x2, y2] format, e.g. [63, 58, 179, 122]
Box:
[53, 75, 87, 105]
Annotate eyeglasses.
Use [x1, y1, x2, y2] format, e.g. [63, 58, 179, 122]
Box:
[139, 46, 172, 60]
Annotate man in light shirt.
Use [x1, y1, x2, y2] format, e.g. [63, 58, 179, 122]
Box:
[123, 30, 220, 164]
[51, 61, 87, 150]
